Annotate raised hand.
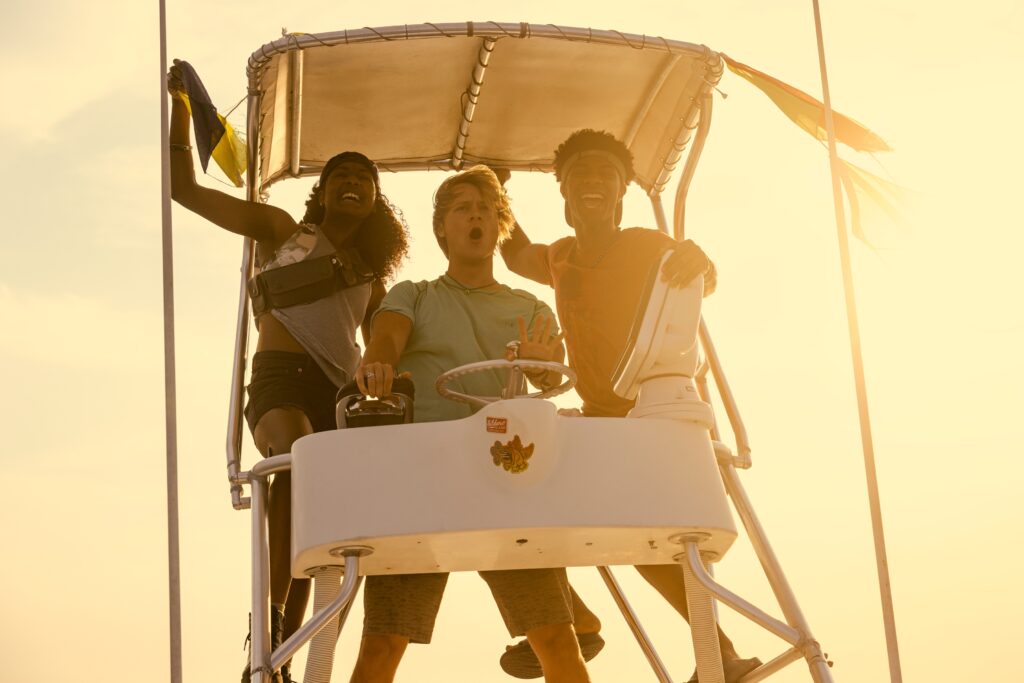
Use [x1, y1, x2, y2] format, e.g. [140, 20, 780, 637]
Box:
[488, 166, 512, 187]
[167, 60, 186, 98]
[516, 315, 563, 362]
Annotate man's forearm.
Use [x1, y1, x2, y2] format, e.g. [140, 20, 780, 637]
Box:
[499, 221, 531, 269]
[362, 335, 402, 367]
[361, 311, 414, 369]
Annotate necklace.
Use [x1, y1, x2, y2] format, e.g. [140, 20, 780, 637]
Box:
[442, 273, 499, 292]
[571, 230, 621, 267]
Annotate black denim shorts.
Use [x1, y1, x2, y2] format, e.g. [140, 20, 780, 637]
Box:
[244, 351, 339, 434]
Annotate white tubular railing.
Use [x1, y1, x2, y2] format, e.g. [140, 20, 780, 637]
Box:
[247, 454, 365, 682]
[225, 79, 265, 511]
[287, 49, 304, 177]
[302, 566, 343, 683]
[598, 566, 674, 683]
[453, 37, 496, 169]
[679, 541, 725, 683]
[715, 467, 835, 683]
[248, 473, 271, 683]
[698, 318, 752, 468]
[672, 92, 714, 240]
[272, 555, 362, 673]
[225, 237, 255, 510]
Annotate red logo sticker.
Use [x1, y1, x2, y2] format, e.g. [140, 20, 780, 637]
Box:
[486, 417, 508, 434]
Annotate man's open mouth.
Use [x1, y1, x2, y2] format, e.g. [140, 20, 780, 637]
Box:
[469, 227, 483, 239]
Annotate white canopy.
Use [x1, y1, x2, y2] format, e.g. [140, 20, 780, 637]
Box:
[246, 22, 723, 195]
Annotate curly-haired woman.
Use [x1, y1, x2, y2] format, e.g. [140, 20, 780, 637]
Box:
[167, 64, 409, 682]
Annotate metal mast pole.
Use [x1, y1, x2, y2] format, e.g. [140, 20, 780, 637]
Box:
[158, 0, 183, 681]
[810, 3, 903, 681]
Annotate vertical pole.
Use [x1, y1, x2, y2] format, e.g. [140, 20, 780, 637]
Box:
[251, 478, 271, 683]
[810, 3, 903, 681]
[157, 1, 183, 681]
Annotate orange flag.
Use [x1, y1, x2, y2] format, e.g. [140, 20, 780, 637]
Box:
[838, 159, 908, 247]
[723, 54, 891, 153]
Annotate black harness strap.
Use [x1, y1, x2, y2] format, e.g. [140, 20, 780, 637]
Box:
[248, 248, 373, 317]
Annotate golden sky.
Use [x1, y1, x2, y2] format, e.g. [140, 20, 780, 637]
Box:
[1, 1, 1021, 682]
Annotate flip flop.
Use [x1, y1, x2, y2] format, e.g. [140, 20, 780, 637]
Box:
[499, 632, 605, 679]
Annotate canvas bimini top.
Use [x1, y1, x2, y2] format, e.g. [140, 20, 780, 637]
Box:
[245, 22, 723, 196]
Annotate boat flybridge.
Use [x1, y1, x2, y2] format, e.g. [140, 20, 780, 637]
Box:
[217, 21, 845, 683]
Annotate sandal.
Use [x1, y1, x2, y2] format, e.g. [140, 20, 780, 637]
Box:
[242, 607, 294, 683]
[499, 631, 605, 679]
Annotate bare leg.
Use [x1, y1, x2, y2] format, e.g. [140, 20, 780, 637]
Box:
[253, 408, 314, 635]
[349, 635, 409, 683]
[526, 622, 592, 683]
[635, 564, 739, 659]
[283, 578, 310, 637]
[500, 585, 604, 676]
[568, 586, 601, 635]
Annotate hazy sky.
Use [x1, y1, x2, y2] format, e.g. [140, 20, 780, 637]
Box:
[1, 1, 1021, 682]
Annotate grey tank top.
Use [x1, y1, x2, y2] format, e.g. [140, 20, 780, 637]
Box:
[258, 223, 371, 387]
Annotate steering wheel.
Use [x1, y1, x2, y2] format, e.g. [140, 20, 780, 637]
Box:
[435, 359, 576, 408]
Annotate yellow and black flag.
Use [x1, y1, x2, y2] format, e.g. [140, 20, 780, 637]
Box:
[174, 60, 246, 187]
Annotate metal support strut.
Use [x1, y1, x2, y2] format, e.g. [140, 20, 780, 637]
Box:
[677, 539, 725, 683]
[247, 454, 365, 683]
[598, 566, 674, 683]
[453, 37, 496, 169]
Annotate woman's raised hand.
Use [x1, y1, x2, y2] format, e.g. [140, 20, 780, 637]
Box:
[167, 60, 185, 98]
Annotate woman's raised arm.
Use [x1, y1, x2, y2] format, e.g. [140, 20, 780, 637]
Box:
[167, 64, 296, 246]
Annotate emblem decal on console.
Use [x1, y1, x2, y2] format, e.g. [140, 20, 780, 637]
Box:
[486, 417, 508, 434]
[490, 434, 534, 473]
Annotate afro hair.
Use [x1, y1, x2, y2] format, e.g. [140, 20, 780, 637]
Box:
[552, 129, 636, 185]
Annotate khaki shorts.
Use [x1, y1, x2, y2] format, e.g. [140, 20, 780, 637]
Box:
[363, 568, 573, 644]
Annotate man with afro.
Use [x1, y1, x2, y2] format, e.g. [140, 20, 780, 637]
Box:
[499, 129, 760, 683]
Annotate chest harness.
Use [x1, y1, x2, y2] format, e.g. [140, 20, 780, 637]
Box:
[248, 246, 374, 317]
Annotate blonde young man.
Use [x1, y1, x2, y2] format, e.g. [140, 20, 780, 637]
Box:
[348, 166, 591, 683]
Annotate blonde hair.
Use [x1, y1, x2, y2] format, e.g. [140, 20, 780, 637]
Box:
[431, 165, 513, 256]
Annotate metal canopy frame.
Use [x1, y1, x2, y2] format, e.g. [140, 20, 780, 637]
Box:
[222, 21, 834, 683]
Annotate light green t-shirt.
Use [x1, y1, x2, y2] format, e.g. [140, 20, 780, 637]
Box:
[376, 274, 558, 424]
